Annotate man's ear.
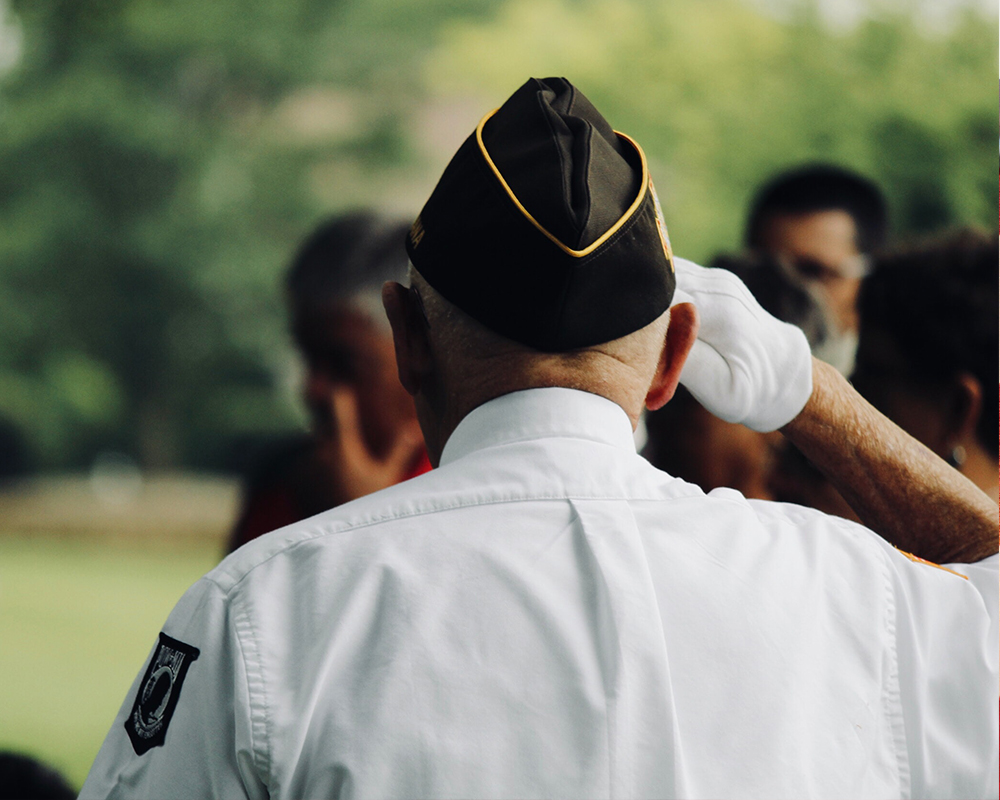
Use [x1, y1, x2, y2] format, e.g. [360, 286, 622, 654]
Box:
[382, 281, 433, 397]
[645, 302, 699, 412]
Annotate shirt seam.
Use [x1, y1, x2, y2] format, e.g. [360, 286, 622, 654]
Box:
[575, 500, 623, 797]
[207, 489, 713, 596]
[879, 544, 911, 798]
[751, 498, 912, 796]
[866, 525, 911, 799]
[232, 587, 273, 787]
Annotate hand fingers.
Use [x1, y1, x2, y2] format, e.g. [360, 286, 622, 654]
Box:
[381, 421, 425, 475]
[679, 338, 752, 425]
[331, 385, 423, 473]
[329, 385, 365, 457]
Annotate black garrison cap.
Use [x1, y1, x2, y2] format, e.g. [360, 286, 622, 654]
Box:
[406, 77, 676, 352]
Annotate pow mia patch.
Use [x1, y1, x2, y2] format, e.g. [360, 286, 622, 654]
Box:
[125, 632, 200, 755]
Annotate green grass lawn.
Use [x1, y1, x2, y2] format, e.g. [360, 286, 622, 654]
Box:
[0, 533, 222, 790]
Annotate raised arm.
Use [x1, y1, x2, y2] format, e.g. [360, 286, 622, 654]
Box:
[781, 357, 997, 563]
[672, 257, 998, 564]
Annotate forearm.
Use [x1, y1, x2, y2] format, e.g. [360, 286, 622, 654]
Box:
[781, 358, 998, 564]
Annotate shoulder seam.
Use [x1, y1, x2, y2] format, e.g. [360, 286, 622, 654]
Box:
[219, 489, 699, 595]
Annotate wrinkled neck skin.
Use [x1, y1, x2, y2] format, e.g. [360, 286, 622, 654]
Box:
[416, 350, 655, 468]
[382, 279, 690, 470]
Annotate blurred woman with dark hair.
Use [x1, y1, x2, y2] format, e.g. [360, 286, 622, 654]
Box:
[851, 228, 998, 501]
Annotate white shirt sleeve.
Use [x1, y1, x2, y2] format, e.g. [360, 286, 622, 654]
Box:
[886, 549, 999, 800]
[945, 552, 1000, 636]
[78, 577, 267, 800]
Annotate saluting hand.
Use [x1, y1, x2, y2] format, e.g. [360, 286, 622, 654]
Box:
[671, 257, 813, 432]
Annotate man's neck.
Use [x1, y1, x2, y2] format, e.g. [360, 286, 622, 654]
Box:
[419, 358, 650, 467]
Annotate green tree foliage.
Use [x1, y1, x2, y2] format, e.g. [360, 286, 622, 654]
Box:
[0, 0, 319, 471]
[0, 0, 994, 473]
[0, 0, 497, 472]
[425, 0, 998, 259]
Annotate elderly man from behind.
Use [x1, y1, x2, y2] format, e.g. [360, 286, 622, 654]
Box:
[80, 78, 997, 800]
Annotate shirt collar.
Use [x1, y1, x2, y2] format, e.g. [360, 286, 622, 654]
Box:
[439, 388, 637, 467]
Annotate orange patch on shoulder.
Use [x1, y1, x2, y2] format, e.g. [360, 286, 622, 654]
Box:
[895, 548, 968, 579]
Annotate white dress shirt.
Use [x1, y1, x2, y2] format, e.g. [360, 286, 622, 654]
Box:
[80, 388, 999, 800]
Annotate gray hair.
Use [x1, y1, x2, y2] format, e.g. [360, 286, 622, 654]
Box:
[407, 264, 671, 390]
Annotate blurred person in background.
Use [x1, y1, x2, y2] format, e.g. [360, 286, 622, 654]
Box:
[745, 163, 889, 376]
[643, 385, 779, 499]
[0, 418, 31, 486]
[771, 228, 998, 515]
[226, 213, 429, 553]
[644, 251, 836, 500]
[851, 228, 998, 502]
[0, 751, 76, 800]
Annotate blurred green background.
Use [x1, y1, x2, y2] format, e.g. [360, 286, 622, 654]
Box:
[0, 531, 221, 787]
[0, 0, 995, 476]
[0, 0, 996, 789]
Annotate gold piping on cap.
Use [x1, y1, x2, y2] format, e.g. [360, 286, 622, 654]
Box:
[475, 108, 650, 258]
